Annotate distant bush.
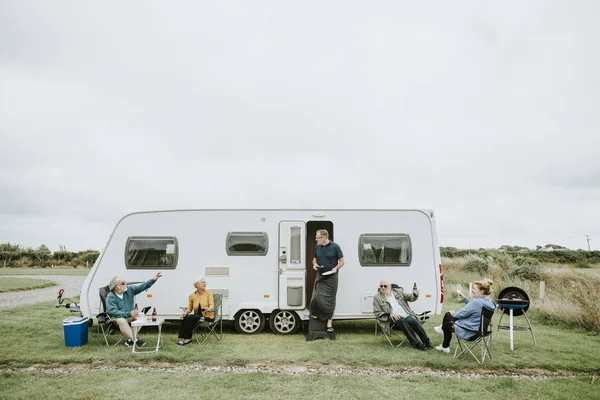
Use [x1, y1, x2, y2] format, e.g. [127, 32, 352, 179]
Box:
[440, 247, 600, 266]
[463, 257, 489, 274]
[489, 252, 514, 271]
[575, 260, 591, 269]
[0, 242, 99, 268]
[513, 256, 540, 267]
[509, 264, 544, 281]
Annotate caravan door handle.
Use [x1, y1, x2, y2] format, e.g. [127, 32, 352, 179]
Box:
[279, 255, 287, 263]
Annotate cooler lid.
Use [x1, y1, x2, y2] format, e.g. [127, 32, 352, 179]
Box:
[63, 316, 89, 326]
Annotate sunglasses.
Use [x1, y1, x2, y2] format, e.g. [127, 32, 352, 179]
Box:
[379, 285, 388, 288]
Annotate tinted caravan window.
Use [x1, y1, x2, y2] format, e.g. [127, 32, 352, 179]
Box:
[226, 232, 268, 256]
[358, 234, 411, 266]
[126, 237, 178, 269]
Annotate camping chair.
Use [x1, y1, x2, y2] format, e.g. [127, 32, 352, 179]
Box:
[97, 285, 126, 346]
[376, 318, 408, 348]
[453, 306, 495, 364]
[374, 284, 431, 348]
[192, 294, 223, 344]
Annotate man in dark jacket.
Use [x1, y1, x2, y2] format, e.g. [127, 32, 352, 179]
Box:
[373, 279, 432, 350]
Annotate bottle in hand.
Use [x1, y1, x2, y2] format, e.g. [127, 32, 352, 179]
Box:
[152, 307, 157, 321]
[413, 282, 417, 291]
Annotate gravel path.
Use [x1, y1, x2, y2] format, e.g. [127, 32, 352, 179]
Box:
[0, 363, 593, 380]
[0, 275, 86, 310]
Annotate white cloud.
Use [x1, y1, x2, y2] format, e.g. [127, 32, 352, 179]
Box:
[1, 1, 599, 251]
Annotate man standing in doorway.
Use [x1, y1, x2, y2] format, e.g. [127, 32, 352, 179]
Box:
[311, 229, 344, 332]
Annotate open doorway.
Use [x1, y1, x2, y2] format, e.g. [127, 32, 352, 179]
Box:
[305, 220, 333, 308]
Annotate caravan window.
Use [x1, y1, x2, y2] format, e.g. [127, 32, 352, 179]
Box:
[126, 237, 178, 269]
[226, 232, 268, 256]
[358, 234, 412, 266]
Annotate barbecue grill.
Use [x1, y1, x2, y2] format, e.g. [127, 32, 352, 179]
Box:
[496, 286, 536, 350]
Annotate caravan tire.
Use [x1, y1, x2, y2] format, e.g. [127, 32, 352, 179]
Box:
[234, 309, 266, 334]
[269, 310, 300, 335]
[88, 319, 94, 328]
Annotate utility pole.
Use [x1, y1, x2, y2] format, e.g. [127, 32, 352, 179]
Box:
[585, 235, 591, 251]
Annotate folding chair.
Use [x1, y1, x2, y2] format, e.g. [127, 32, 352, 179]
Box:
[97, 285, 125, 346]
[192, 294, 223, 344]
[375, 318, 408, 348]
[374, 284, 431, 348]
[453, 306, 495, 364]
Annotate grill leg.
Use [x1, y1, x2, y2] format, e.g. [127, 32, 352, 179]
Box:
[522, 311, 537, 345]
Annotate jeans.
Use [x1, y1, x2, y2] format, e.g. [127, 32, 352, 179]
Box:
[392, 315, 431, 348]
[441, 312, 456, 348]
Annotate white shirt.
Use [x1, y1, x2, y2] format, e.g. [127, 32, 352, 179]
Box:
[385, 293, 407, 318]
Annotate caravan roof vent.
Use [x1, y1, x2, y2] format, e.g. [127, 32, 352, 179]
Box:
[312, 212, 327, 218]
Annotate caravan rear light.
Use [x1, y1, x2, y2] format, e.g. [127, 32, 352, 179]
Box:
[439, 263, 444, 304]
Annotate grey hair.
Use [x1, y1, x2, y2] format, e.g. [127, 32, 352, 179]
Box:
[316, 229, 329, 239]
[109, 276, 120, 291]
[193, 276, 206, 288]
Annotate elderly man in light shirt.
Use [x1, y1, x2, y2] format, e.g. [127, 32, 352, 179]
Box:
[373, 279, 432, 351]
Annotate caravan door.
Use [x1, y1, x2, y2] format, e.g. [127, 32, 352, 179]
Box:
[278, 221, 306, 309]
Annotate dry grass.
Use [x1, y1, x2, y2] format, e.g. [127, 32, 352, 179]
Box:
[535, 270, 600, 332]
[442, 256, 600, 334]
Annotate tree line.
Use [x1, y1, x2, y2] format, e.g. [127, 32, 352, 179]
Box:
[441, 246, 600, 266]
[0, 243, 99, 268]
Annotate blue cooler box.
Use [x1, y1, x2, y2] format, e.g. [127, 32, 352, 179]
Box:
[63, 316, 89, 347]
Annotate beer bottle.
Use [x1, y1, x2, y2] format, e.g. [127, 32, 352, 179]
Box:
[152, 308, 157, 322]
[413, 282, 417, 291]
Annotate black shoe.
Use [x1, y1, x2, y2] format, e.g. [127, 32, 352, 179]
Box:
[424, 342, 433, 350]
[177, 340, 191, 346]
[415, 342, 428, 351]
[135, 339, 146, 347]
[125, 339, 134, 347]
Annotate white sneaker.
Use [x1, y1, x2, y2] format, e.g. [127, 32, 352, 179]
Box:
[434, 325, 443, 335]
[435, 344, 450, 354]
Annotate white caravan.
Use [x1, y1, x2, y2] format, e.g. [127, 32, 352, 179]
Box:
[80, 209, 444, 334]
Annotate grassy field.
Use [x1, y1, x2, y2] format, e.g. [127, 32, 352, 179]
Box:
[0, 277, 56, 292]
[0, 300, 598, 399]
[0, 268, 91, 276]
[1, 300, 599, 372]
[0, 264, 599, 399]
[1, 370, 596, 400]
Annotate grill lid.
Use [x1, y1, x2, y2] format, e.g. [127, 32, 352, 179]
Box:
[497, 286, 530, 316]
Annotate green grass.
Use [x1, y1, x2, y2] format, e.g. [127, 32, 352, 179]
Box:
[0, 300, 598, 398]
[0, 268, 90, 276]
[0, 370, 597, 400]
[1, 301, 599, 374]
[0, 277, 56, 292]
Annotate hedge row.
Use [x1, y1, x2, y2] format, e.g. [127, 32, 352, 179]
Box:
[0, 243, 99, 268]
[441, 247, 600, 265]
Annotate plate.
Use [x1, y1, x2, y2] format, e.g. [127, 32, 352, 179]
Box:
[321, 270, 335, 276]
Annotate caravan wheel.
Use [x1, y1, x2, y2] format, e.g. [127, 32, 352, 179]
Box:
[235, 310, 265, 334]
[269, 310, 300, 335]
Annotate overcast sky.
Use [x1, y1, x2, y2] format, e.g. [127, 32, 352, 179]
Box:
[1, 1, 599, 252]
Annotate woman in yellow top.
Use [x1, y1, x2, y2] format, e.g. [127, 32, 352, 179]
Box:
[177, 276, 215, 346]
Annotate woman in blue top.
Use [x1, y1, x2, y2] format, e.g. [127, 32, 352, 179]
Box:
[433, 279, 496, 353]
